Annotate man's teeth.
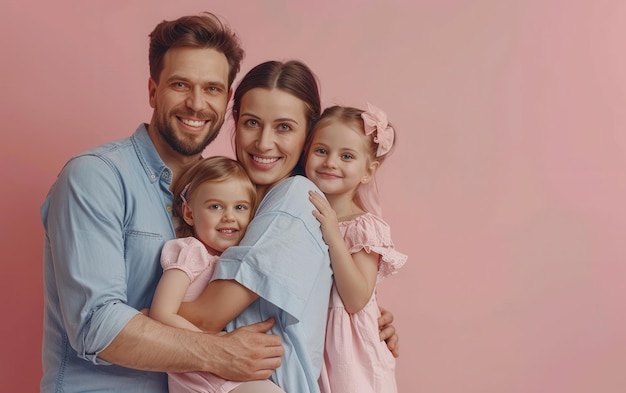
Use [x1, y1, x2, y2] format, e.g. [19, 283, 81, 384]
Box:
[181, 118, 206, 127]
[253, 156, 279, 164]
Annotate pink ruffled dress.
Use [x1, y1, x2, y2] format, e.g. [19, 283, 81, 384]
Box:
[318, 213, 407, 393]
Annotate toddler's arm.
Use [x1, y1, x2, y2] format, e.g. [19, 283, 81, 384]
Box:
[150, 269, 202, 332]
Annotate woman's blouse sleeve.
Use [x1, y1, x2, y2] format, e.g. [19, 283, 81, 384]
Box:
[160, 237, 215, 283]
[214, 176, 332, 323]
[341, 213, 408, 282]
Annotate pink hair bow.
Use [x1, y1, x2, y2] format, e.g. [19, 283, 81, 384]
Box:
[361, 103, 394, 157]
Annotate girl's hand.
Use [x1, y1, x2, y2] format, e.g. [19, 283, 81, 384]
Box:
[308, 191, 342, 248]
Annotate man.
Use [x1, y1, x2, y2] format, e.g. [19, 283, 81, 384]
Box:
[41, 12, 398, 392]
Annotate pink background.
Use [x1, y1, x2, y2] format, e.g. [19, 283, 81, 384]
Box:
[2, 1, 626, 391]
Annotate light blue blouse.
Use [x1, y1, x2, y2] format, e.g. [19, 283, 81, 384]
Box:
[215, 175, 333, 393]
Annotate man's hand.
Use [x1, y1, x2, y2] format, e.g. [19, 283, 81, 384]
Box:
[211, 318, 284, 381]
[100, 315, 283, 379]
[378, 307, 400, 358]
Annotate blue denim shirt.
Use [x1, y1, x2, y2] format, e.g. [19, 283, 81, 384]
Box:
[40, 124, 173, 392]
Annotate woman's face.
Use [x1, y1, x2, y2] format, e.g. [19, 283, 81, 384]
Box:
[235, 88, 308, 196]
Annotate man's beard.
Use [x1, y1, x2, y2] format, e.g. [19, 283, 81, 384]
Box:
[157, 111, 224, 156]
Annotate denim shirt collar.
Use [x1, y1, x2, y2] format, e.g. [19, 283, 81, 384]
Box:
[131, 123, 172, 186]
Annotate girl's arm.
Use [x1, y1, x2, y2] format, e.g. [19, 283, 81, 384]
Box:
[309, 191, 379, 313]
[178, 279, 259, 333]
[149, 269, 202, 332]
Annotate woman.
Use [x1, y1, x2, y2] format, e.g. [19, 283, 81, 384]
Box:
[180, 60, 331, 392]
[180, 60, 398, 392]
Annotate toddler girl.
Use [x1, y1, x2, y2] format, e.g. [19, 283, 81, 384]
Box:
[150, 156, 284, 393]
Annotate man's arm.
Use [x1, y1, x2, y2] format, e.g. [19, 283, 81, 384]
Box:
[47, 157, 283, 378]
[99, 314, 283, 381]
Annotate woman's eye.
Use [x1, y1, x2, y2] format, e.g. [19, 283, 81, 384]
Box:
[277, 123, 292, 132]
[244, 119, 258, 127]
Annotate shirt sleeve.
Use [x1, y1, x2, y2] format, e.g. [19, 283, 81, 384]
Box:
[215, 176, 331, 322]
[43, 155, 140, 365]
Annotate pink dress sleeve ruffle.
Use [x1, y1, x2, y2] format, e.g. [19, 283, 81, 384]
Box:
[160, 237, 215, 283]
[339, 212, 408, 282]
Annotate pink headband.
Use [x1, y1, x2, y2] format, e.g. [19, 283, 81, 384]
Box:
[361, 103, 395, 157]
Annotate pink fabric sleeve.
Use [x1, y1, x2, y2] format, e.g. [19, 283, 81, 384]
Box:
[340, 213, 408, 282]
[160, 237, 214, 283]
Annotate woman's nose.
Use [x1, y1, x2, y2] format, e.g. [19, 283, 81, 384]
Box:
[256, 127, 274, 151]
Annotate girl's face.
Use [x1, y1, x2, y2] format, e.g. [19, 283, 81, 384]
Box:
[235, 88, 308, 196]
[305, 121, 379, 198]
[182, 179, 253, 254]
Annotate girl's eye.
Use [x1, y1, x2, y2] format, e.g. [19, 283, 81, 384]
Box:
[314, 148, 327, 155]
[235, 204, 249, 211]
[209, 204, 223, 210]
[341, 153, 354, 160]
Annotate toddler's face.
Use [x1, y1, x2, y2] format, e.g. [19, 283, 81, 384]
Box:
[183, 179, 253, 254]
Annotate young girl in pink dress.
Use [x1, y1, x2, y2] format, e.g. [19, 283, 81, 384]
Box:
[304, 104, 408, 393]
[150, 156, 284, 393]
